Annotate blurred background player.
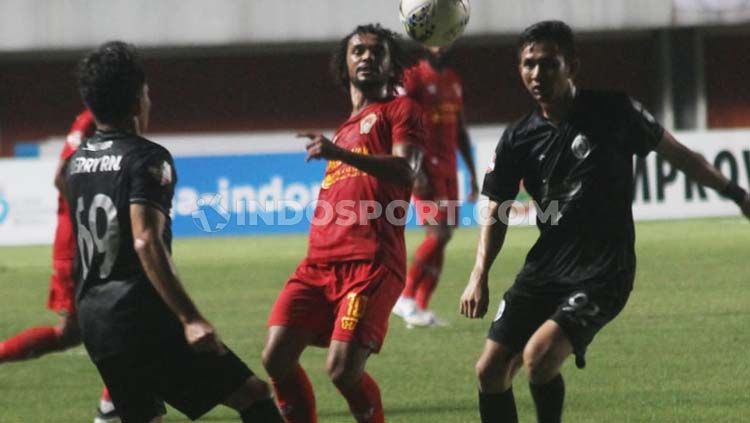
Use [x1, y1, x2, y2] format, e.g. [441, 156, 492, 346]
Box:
[0, 109, 120, 423]
[393, 45, 479, 327]
[68, 41, 281, 423]
[459, 20, 750, 423]
[262, 24, 425, 423]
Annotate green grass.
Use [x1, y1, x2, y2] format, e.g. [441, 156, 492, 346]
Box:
[1, 217, 749, 422]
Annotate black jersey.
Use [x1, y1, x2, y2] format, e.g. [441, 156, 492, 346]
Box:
[65, 130, 177, 361]
[483, 89, 664, 294]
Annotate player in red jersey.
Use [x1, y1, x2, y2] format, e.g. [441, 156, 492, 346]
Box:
[262, 24, 425, 423]
[392, 46, 479, 327]
[0, 110, 120, 423]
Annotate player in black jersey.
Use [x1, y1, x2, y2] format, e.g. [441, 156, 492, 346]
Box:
[459, 21, 750, 423]
[65, 41, 282, 423]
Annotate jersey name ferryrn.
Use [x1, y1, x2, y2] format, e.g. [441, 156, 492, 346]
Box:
[70, 155, 123, 174]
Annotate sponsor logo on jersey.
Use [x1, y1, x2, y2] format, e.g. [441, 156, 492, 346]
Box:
[340, 292, 369, 331]
[360, 113, 378, 135]
[320, 146, 369, 189]
[69, 155, 122, 174]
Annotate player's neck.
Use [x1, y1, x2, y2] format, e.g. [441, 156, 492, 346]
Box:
[96, 117, 139, 135]
[539, 82, 577, 124]
[349, 84, 389, 115]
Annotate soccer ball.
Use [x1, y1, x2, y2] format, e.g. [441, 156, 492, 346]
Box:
[399, 0, 470, 47]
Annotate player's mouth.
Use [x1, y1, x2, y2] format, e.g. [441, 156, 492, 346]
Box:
[357, 66, 378, 77]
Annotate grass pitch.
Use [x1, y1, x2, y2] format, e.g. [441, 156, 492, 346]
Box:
[1, 217, 748, 422]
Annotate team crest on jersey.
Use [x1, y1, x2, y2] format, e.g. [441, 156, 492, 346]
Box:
[427, 84, 437, 95]
[571, 134, 591, 160]
[149, 161, 172, 186]
[360, 113, 378, 135]
[453, 83, 462, 97]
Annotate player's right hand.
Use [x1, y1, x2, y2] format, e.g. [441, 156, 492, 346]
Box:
[460, 268, 490, 319]
[184, 319, 227, 355]
[298, 133, 342, 162]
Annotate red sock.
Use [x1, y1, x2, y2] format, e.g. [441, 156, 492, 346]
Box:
[101, 386, 111, 402]
[335, 372, 384, 423]
[403, 233, 441, 298]
[271, 365, 317, 423]
[415, 247, 445, 310]
[0, 326, 64, 362]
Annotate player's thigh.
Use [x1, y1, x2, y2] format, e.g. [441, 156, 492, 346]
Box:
[550, 279, 633, 369]
[487, 289, 558, 356]
[95, 354, 164, 423]
[267, 266, 335, 348]
[263, 325, 318, 378]
[523, 320, 574, 382]
[330, 262, 403, 353]
[476, 338, 523, 391]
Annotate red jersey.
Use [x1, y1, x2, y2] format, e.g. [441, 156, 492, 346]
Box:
[53, 110, 95, 260]
[306, 96, 424, 279]
[402, 59, 464, 175]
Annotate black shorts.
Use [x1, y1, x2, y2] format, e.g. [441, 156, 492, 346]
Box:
[95, 337, 253, 423]
[487, 276, 633, 369]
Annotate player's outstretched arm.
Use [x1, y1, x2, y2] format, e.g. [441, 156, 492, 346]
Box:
[300, 132, 422, 187]
[131, 203, 226, 354]
[457, 113, 479, 202]
[655, 131, 750, 219]
[460, 200, 510, 319]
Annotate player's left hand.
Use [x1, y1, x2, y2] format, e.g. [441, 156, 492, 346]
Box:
[184, 319, 227, 355]
[299, 133, 343, 162]
[467, 177, 480, 203]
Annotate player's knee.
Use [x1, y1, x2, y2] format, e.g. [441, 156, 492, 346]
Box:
[261, 346, 285, 380]
[326, 358, 363, 389]
[523, 344, 556, 384]
[475, 357, 510, 392]
[224, 376, 272, 410]
[56, 317, 82, 348]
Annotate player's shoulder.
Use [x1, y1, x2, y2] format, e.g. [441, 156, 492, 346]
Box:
[382, 95, 421, 116]
[501, 111, 542, 146]
[577, 89, 631, 111]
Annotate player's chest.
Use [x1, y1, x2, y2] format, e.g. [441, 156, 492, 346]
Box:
[333, 113, 391, 154]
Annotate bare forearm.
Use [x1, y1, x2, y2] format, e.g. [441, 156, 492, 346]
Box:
[473, 204, 509, 277]
[136, 240, 201, 323]
[673, 150, 729, 192]
[337, 150, 414, 186]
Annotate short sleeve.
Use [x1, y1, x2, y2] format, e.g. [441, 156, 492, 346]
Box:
[622, 97, 664, 157]
[400, 66, 420, 98]
[129, 147, 176, 216]
[390, 97, 425, 148]
[61, 110, 96, 161]
[482, 129, 522, 202]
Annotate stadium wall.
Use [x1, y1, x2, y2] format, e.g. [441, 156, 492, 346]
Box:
[2, 128, 748, 246]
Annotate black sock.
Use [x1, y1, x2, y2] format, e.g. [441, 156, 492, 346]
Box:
[239, 397, 283, 423]
[529, 374, 565, 423]
[479, 387, 518, 423]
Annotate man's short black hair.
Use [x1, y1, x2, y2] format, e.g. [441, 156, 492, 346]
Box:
[518, 20, 576, 61]
[331, 23, 412, 92]
[78, 41, 146, 125]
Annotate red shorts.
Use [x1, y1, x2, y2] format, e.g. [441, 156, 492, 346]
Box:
[414, 168, 459, 226]
[48, 258, 75, 314]
[268, 260, 403, 353]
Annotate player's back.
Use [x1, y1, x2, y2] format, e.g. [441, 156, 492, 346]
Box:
[65, 130, 176, 360]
